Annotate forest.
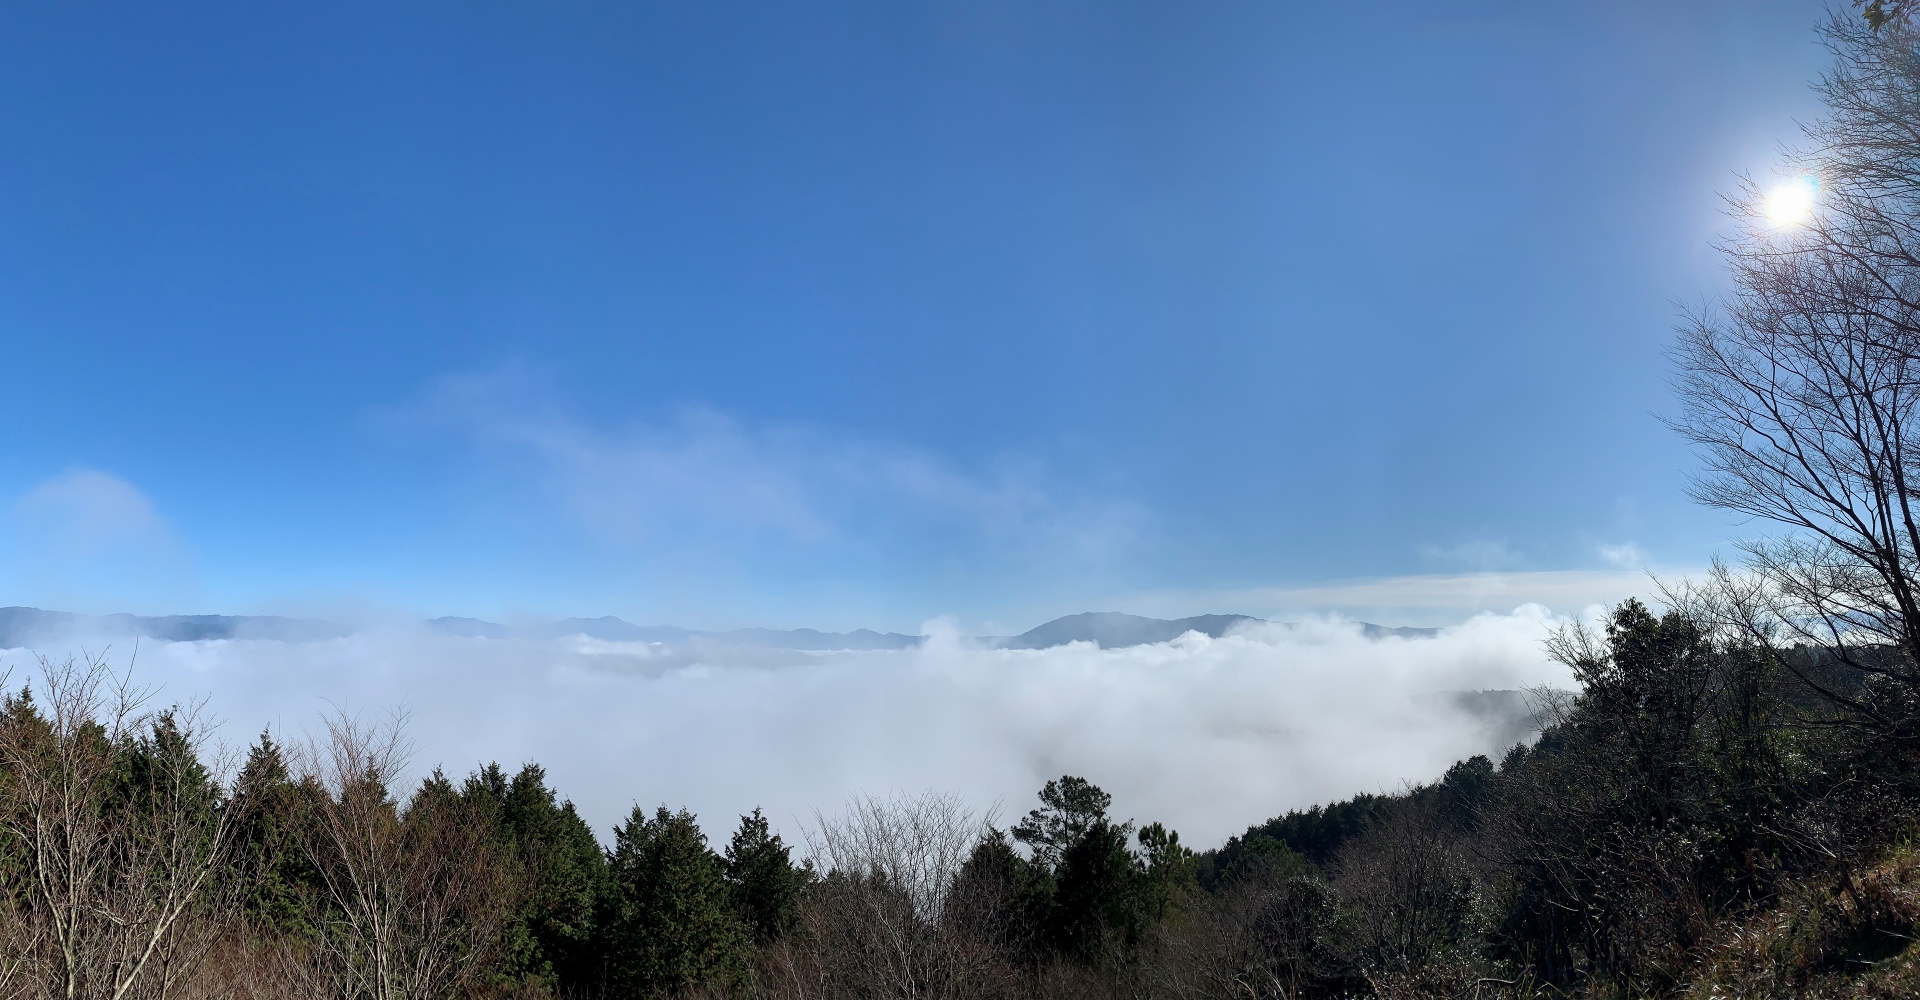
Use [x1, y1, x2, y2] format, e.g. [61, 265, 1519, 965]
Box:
[17, 7, 1920, 999]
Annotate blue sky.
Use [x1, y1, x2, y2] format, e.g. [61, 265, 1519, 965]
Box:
[0, 1, 1835, 630]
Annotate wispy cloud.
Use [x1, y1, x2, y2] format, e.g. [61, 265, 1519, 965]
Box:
[1418, 538, 1521, 572]
[1134, 568, 1678, 627]
[385, 369, 1143, 579]
[2, 469, 195, 612]
[21, 608, 1573, 847]
[1596, 541, 1651, 569]
[17, 469, 171, 554]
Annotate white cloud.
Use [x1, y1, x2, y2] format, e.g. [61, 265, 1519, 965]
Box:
[3, 470, 195, 612]
[1596, 541, 1650, 569]
[1418, 538, 1520, 572]
[387, 369, 1142, 574]
[9, 608, 1572, 848]
[17, 469, 171, 554]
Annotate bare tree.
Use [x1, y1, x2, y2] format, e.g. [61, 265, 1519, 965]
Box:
[0, 654, 237, 1000]
[1671, 12, 1920, 731]
[1332, 796, 1473, 977]
[288, 710, 512, 1000]
[764, 792, 1001, 1000]
[805, 792, 983, 923]
[1140, 853, 1343, 1000]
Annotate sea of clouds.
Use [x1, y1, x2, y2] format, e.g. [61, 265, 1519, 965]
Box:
[0, 608, 1575, 849]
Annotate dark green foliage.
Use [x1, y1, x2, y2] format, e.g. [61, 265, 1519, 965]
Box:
[723, 807, 808, 943]
[1048, 816, 1138, 964]
[1201, 791, 1391, 887]
[1003, 775, 1206, 973]
[1435, 754, 1494, 829]
[1012, 775, 1114, 869]
[1198, 831, 1312, 891]
[1135, 821, 1197, 923]
[601, 805, 747, 997]
[948, 827, 1049, 960]
[464, 762, 613, 994]
[6, 598, 1916, 1000]
[228, 731, 325, 936]
[1197, 852, 1353, 998]
[1479, 600, 1798, 987]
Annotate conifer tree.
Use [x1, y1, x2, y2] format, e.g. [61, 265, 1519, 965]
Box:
[228, 730, 323, 936]
[602, 805, 747, 996]
[1135, 821, 1196, 923]
[1050, 817, 1139, 965]
[949, 828, 1044, 961]
[1012, 775, 1114, 870]
[723, 808, 808, 943]
[463, 762, 611, 995]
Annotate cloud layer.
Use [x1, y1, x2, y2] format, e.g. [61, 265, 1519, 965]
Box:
[7, 608, 1571, 848]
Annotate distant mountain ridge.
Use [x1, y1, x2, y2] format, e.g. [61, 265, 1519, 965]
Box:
[990, 612, 1265, 649]
[987, 612, 1438, 648]
[424, 616, 923, 650]
[0, 607, 348, 648]
[0, 606, 1437, 652]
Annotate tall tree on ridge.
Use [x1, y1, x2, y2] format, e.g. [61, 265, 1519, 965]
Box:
[724, 808, 809, 944]
[602, 805, 747, 997]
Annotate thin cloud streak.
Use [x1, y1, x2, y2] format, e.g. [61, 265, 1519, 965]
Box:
[1158, 569, 1687, 626]
[8, 608, 1572, 847]
[386, 369, 1145, 579]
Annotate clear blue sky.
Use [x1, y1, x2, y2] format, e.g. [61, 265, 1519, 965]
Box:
[0, 1, 1834, 630]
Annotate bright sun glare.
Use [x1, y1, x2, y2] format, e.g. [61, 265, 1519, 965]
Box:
[1763, 176, 1819, 227]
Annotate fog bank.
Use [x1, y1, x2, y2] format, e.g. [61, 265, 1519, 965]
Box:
[2, 608, 1572, 848]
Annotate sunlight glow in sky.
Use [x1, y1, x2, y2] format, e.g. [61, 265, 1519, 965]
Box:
[1764, 175, 1820, 227]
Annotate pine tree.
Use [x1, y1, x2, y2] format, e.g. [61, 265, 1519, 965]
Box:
[228, 730, 324, 936]
[1135, 821, 1196, 923]
[1049, 817, 1138, 965]
[723, 808, 809, 943]
[602, 805, 747, 996]
[463, 762, 611, 994]
[1012, 776, 1113, 870]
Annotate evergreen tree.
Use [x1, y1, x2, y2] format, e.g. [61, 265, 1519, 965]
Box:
[1011, 776, 1182, 969]
[723, 808, 808, 943]
[1012, 775, 1113, 869]
[1135, 821, 1196, 923]
[228, 731, 324, 936]
[949, 828, 1048, 962]
[463, 762, 612, 995]
[602, 805, 747, 996]
[1049, 817, 1138, 965]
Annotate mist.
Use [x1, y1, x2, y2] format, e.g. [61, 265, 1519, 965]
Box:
[1, 607, 1573, 848]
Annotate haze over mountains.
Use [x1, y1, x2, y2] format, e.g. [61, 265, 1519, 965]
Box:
[0, 607, 350, 647]
[0, 607, 1438, 652]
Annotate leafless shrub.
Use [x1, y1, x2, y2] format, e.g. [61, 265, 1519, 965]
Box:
[804, 791, 984, 922]
[761, 791, 1010, 1000]
[284, 710, 515, 1000]
[1333, 796, 1475, 977]
[0, 653, 237, 1000]
[1140, 853, 1345, 1000]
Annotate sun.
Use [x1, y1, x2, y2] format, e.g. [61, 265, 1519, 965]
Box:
[1763, 176, 1819, 227]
